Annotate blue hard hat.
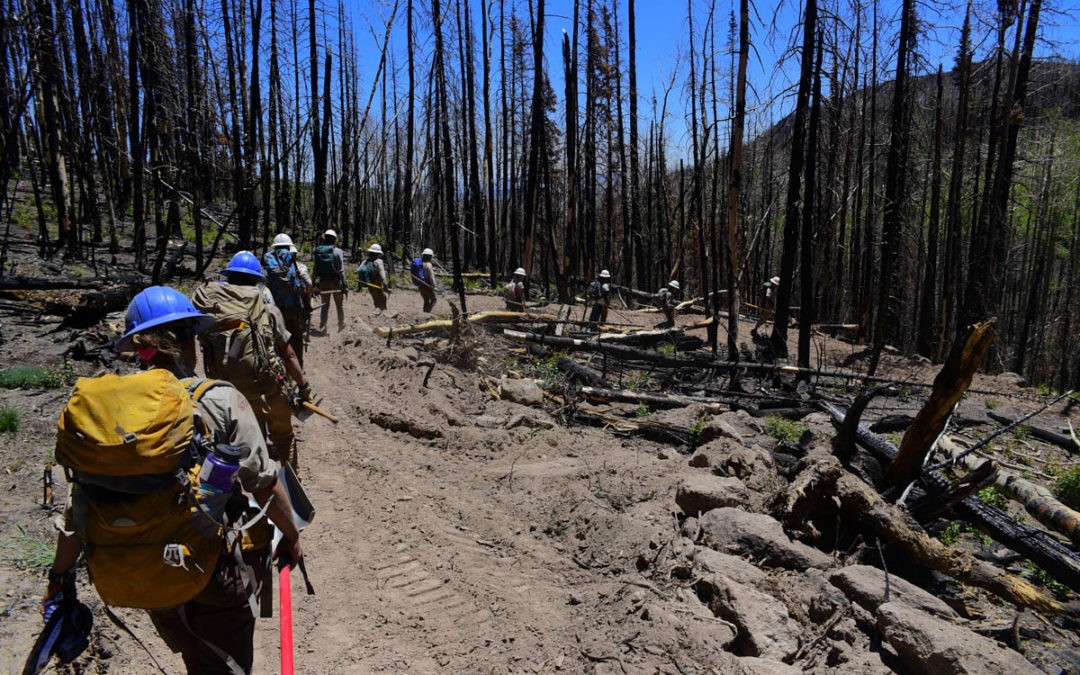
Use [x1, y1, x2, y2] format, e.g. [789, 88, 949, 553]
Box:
[224, 251, 265, 279]
[118, 286, 213, 350]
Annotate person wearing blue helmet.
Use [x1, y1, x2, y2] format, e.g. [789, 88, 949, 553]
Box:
[193, 252, 311, 472]
[45, 285, 303, 674]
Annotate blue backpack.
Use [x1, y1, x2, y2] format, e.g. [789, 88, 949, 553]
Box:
[262, 249, 303, 309]
[410, 257, 427, 286]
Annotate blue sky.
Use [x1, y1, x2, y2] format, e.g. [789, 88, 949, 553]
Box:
[348, 0, 1079, 158]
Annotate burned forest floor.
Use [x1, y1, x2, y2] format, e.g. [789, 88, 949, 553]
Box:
[2, 260, 1080, 674]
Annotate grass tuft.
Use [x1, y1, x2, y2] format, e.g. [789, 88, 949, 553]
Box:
[0, 526, 53, 571]
[1053, 468, 1080, 511]
[0, 365, 73, 390]
[0, 405, 18, 433]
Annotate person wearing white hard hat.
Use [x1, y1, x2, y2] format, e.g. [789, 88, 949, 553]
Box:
[312, 229, 347, 332]
[358, 243, 389, 311]
[656, 279, 681, 328]
[412, 247, 439, 313]
[504, 267, 527, 311]
[587, 269, 612, 326]
[263, 233, 307, 364]
[753, 274, 781, 336]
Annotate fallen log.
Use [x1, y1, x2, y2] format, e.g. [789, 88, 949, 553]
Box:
[0, 275, 148, 291]
[883, 319, 996, 490]
[778, 454, 1068, 614]
[940, 435, 1080, 548]
[570, 407, 694, 446]
[578, 385, 725, 412]
[376, 311, 562, 337]
[821, 400, 1080, 594]
[987, 411, 1078, 455]
[557, 357, 609, 387]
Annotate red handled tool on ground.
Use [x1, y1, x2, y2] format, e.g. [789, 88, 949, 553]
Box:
[273, 463, 316, 675]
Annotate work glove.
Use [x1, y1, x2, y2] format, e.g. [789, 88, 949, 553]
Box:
[298, 382, 314, 402]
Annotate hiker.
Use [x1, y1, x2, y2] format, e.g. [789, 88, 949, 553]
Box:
[312, 229, 347, 332]
[411, 248, 439, 313]
[291, 243, 315, 342]
[752, 275, 781, 336]
[262, 234, 307, 365]
[43, 285, 303, 675]
[357, 243, 389, 311]
[587, 270, 612, 325]
[193, 251, 313, 471]
[656, 279, 680, 328]
[505, 267, 526, 311]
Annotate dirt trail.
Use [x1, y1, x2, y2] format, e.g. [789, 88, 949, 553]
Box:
[264, 291, 693, 673]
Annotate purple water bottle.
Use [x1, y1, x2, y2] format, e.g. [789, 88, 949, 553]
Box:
[198, 444, 241, 521]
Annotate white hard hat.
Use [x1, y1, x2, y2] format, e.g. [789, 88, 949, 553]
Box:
[599, 269, 611, 279]
[324, 229, 338, 239]
[422, 248, 434, 257]
[513, 267, 526, 277]
[770, 276, 780, 286]
[273, 233, 293, 248]
[367, 243, 383, 255]
[668, 280, 680, 290]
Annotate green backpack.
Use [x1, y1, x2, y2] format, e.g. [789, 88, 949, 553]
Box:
[357, 260, 376, 287]
[313, 245, 339, 278]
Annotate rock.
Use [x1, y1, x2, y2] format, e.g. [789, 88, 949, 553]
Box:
[997, 371, 1027, 386]
[694, 547, 766, 586]
[473, 415, 505, 429]
[700, 508, 832, 571]
[877, 602, 1041, 674]
[697, 419, 743, 445]
[703, 439, 775, 483]
[567, 592, 585, 606]
[732, 657, 803, 675]
[829, 565, 957, 620]
[676, 475, 749, 515]
[696, 573, 801, 661]
[688, 452, 710, 468]
[498, 378, 544, 406]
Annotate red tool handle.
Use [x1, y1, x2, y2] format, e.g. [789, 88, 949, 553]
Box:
[279, 563, 293, 675]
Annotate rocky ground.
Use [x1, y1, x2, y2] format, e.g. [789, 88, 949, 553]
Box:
[1, 277, 1079, 674]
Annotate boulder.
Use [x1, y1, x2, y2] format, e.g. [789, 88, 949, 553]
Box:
[829, 565, 957, 620]
[498, 378, 544, 406]
[704, 440, 775, 483]
[877, 602, 1041, 674]
[696, 573, 801, 661]
[697, 418, 743, 445]
[676, 475, 749, 515]
[700, 508, 832, 571]
[694, 547, 767, 586]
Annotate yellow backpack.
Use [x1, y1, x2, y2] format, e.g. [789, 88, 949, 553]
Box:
[56, 370, 228, 609]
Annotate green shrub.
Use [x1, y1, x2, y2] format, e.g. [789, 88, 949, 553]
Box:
[657, 343, 676, 356]
[1026, 563, 1069, 598]
[1053, 468, 1080, 511]
[0, 365, 72, 389]
[0, 406, 18, 433]
[764, 415, 808, 444]
[977, 486, 1007, 510]
[623, 370, 652, 392]
[938, 522, 964, 546]
[634, 403, 651, 419]
[985, 398, 1001, 410]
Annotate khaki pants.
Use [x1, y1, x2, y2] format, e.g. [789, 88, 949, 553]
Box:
[317, 278, 345, 330]
[281, 305, 305, 367]
[419, 284, 437, 312]
[148, 547, 269, 675]
[239, 385, 296, 471]
[368, 286, 387, 310]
